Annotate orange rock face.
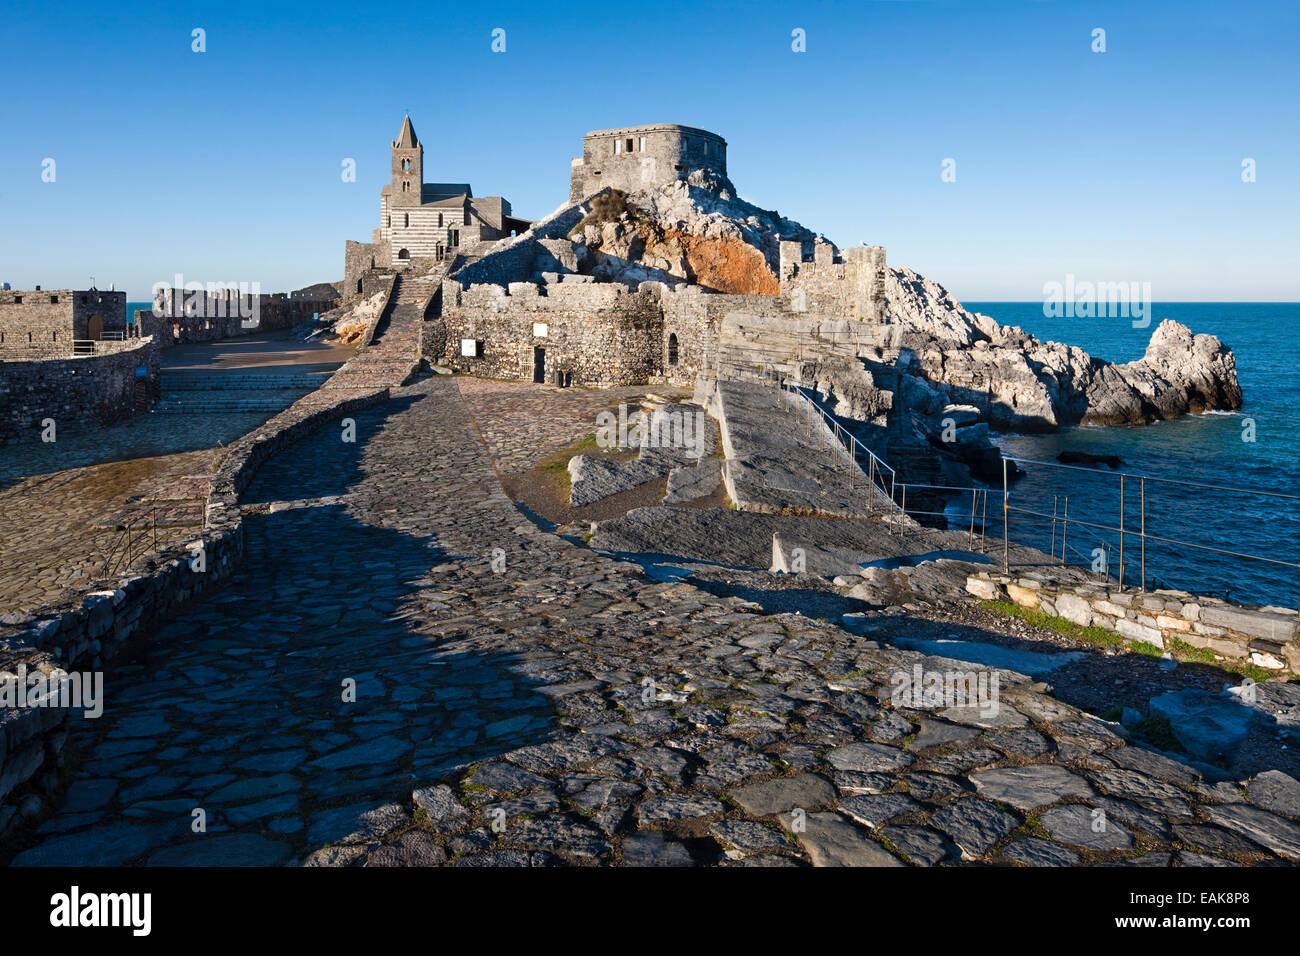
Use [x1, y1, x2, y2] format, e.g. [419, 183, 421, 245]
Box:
[667, 230, 780, 295]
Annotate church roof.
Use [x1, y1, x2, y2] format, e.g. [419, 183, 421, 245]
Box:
[422, 183, 472, 203]
[394, 115, 419, 149]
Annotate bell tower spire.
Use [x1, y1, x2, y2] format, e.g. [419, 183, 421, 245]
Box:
[391, 115, 422, 208]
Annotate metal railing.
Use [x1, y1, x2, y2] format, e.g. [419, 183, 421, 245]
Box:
[744, 366, 1299, 609]
[100, 509, 159, 577]
[777, 376, 993, 549]
[1001, 456, 1300, 612]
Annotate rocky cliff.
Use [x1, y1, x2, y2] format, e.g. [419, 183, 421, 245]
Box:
[883, 267, 1243, 429]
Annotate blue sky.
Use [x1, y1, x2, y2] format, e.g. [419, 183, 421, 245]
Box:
[1, 0, 1296, 301]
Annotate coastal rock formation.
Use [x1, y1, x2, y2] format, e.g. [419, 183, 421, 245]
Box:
[888, 267, 1243, 429]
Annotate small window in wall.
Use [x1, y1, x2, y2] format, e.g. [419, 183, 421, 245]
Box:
[438, 213, 443, 227]
[52, 331, 58, 341]
[404, 213, 409, 228]
[387, 215, 391, 228]
[50, 295, 59, 303]
[13, 296, 21, 304]
[626, 138, 635, 152]
[402, 159, 410, 170]
[398, 248, 410, 260]
[667, 332, 679, 365]
[614, 139, 622, 155]
[355, 279, 363, 294]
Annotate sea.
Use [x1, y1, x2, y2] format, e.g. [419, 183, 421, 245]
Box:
[964, 302, 1300, 610]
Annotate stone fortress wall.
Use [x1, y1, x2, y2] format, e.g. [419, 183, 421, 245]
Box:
[0, 336, 160, 444]
[0, 289, 129, 356]
[569, 125, 727, 202]
[779, 241, 887, 322]
[139, 288, 338, 348]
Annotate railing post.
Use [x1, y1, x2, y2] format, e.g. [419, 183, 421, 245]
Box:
[969, 488, 977, 548]
[981, 490, 988, 553]
[1050, 495, 1058, 562]
[1002, 456, 1009, 573]
[1117, 474, 1126, 590]
[1140, 476, 1146, 593]
[1061, 496, 1069, 566]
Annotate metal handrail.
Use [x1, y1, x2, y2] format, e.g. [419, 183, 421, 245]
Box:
[778, 376, 998, 549]
[1002, 455, 1300, 611]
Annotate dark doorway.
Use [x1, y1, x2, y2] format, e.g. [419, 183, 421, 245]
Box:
[87, 315, 103, 340]
[667, 332, 679, 365]
[533, 347, 545, 384]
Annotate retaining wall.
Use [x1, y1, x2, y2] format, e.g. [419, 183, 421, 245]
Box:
[965, 571, 1300, 675]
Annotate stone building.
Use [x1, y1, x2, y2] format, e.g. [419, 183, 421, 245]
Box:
[343, 116, 530, 294]
[0, 288, 128, 357]
[569, 124, 727, 202]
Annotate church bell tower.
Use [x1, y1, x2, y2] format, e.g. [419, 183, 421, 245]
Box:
[391, 115, 423, 208]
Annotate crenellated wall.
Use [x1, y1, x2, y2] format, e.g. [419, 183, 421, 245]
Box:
[778, 242, 887, 322]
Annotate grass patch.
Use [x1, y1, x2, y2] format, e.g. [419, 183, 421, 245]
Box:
[569, 189, 638, 236]
[979, 599, 1123, 648]
[1133, 714, 1184, 753]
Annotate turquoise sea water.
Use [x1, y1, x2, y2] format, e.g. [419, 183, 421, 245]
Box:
[965, 303, 1300, 609]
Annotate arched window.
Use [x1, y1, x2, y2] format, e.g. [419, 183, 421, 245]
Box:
[667, 333, 679, 365]
[355, 279, 363, 293]
[397, 248, 410, 260]
[402, 159, 410, 170]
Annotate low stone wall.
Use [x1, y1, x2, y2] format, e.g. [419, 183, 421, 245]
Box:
[440, 280, 663, 386]
[965, 571, 1300, 674]
[0, 360, 393, 833]
[0, 336, 159, 444]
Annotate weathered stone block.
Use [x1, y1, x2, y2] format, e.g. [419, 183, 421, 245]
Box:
[1055, 592, 1093, 627]
[965, 577, 999, 600]
[1116, 617, 1163, 649]
[1200, 606, 1297, 642]
[1006, 583, 1039, 609]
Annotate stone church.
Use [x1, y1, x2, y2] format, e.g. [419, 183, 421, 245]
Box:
[344, 116, 530, 291]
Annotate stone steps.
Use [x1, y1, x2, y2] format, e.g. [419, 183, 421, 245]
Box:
[160, 374, 328, 391]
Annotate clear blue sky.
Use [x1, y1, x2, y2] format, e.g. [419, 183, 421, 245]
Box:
[1, 0, 1296, 301]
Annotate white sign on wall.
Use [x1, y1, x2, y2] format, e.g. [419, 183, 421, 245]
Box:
[532, 322, 548, 337]
[460, 339, 478, 357]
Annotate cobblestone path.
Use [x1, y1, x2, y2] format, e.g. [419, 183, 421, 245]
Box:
[9, 376, 1300, 866]
[456, 378, 660, 475]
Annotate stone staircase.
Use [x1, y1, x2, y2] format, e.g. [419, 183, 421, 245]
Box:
[322, 274, 436, 392]
[153, 372, 327, 415]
